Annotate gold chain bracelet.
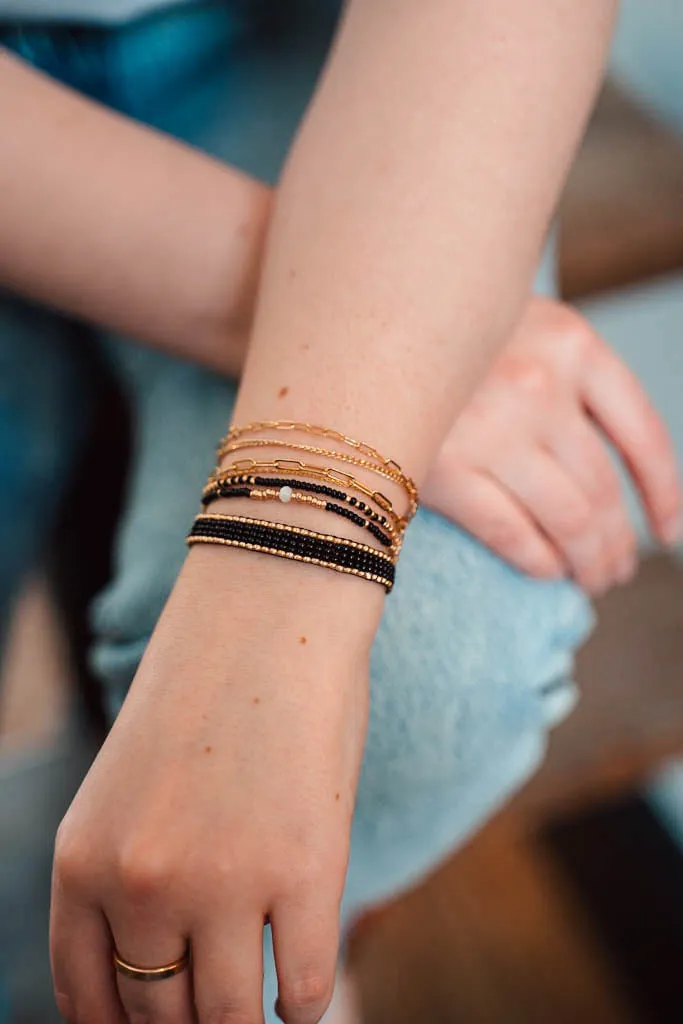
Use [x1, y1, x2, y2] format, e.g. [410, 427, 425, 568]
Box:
[219, 421, 419, 521]
[224, 420, 408, 472]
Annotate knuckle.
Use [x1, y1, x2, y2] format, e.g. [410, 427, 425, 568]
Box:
[484, 514, 528, 555]
[501, 355, 555, 400]
[551, 305, 596, 362]
[54, 992, 77, 1023]
[204, 1006, 260, 1024]
[116, 840, 174, 899]
[280, 972, 332, 1014]
[566, 319, 595, 360]
[53, 824, 91, 892]
[271, 852, 327, 900]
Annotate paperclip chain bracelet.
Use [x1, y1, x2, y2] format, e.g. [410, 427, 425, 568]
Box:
[218, 421, 419, 522]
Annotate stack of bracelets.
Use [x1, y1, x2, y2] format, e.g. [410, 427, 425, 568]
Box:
[186, 421, 419, 593]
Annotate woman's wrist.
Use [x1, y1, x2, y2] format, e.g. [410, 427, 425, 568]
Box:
[182, 540, 386, 655]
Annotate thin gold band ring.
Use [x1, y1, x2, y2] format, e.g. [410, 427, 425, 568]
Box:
[113, 947, 190, 982]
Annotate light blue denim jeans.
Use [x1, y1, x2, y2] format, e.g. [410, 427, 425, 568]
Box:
[0, 3, 593, 1019]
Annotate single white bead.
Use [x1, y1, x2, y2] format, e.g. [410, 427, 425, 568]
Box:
[279, 486, 293, 503]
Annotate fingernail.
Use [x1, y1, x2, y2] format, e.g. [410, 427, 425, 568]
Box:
[662, 515, 682, 546]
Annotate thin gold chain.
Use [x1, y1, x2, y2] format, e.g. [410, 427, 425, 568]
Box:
[219, 438, 413, 495]
[220, 421, 418, 510]
[224, 421, 407, 472]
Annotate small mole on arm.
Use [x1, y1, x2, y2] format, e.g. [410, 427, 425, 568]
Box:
[299, 636, 307, 645]
[335, 792, 340, 802]
[205, 745, 212, 754]
[253, 696, 261, 705]
[278, 386, 289, 399]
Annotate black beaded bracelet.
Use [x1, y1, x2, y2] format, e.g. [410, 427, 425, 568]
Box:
[205, 474, 392, 526]
[187, 513, 395, 592]
[202, 476, 394, 550]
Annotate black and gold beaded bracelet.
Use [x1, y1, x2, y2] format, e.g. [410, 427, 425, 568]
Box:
[206, 458, 410, 534]
[201, 475, 396, 551]
[187, 513, 396, 591]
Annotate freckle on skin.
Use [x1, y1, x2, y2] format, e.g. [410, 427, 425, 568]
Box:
[299, 636, 307, 645]
[335, 793, 340, 802]
[253, 696, 261, 705]
[205, 746, 212, 754]
[278, 386, 289, 399]
[301, 343, 310, 352]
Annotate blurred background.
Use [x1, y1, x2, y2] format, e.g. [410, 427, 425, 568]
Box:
[2, 2, 683, 1021]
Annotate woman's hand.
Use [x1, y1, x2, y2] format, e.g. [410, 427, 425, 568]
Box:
[422, 297, 681, 594]
[51, 546, 381, 1024]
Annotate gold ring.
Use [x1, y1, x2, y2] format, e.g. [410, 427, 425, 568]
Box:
[113, 947, 190, 982]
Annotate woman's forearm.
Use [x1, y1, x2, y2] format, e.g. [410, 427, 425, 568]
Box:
[234, 0, 618, 481]
[0, 49, 269, 375]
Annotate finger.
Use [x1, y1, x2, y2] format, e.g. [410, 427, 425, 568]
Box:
[193, 915, 265, 1024]
[51, 869, 125, 1024]
[271, 897, 338, 1024]
[548, 414, 638, 582]
[113, 930, 193, 1024]
[107, 868, 193, 1024]
[429, 466, 564, 578]
[582, 340, 682, 544]
[494, 448, 610, 594]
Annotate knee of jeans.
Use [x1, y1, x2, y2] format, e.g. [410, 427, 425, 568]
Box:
[358, 507, 594, 816]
